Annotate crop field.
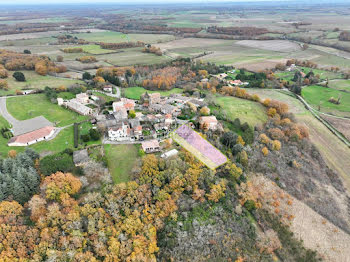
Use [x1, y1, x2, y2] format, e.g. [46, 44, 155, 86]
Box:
[96, 48, 171, 66]
[236, 40, 301, 53]
[302, 85, 350, 117]
[124, 87, 183, 100]
[104, 144, 139, 183]
[6, 94, 88, 127]
[213, 95, 267, 126]
[76, 44, 115, 55]
[71, 31, 175, 44]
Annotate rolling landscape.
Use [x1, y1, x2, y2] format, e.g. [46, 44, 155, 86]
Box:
[0, 0, 349, 261]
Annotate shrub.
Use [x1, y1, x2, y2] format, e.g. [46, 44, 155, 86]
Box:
[83, 72, 92, 80]
[89, 128, 100, 141]
[244, 200, 256, 211]
[81, 134, 91, 142]
[39, 152, 75, 176]
[259, 133, 270, 144]
[23, 49, 31, 54]
[271, 140, 281, 151]
[268, 128, 284, 140]
[13, 71, 26, 82]
[268, 107, 277, 117]
[56, 55, 64, 62]
[262, 147, 269, 156]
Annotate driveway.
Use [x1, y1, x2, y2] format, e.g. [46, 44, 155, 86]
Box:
[0, 96, 54, 136]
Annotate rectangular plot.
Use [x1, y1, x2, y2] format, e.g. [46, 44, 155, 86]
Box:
[172, 124, 227, 169]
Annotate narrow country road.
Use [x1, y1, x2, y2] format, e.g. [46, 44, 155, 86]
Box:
[0, 97, 19, 125]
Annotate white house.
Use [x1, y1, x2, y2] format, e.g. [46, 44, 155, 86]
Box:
[108, 122, 131, 141]
[142, 140, 160, 153]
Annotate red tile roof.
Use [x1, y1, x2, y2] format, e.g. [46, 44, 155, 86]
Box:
[9, 126, 55, 145]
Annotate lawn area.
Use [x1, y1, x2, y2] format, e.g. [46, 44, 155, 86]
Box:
[0, 115, 17, 158]
[302, 85, 350, 117]
[299, 67, 342, 81]
[6, 94, 88, 127]
[92, 91, 118, 103]
[328, 79, 350, 92]
[104, 144, 139, 184]
[4, 71, 83, 94]
[30, 126, 74, 154]
[213, 95, 267, 126]
[124, 86, 183, 100]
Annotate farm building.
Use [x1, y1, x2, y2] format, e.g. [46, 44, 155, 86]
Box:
[142, 140, 160, 153]
[66, 99, 93, 116]
[8, 126, 55, 146]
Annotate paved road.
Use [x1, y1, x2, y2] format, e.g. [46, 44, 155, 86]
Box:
[0, 97, 19, 125]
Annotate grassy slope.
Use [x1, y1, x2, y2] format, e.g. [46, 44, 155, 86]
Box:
[245, 88, 350, 191]
[302, 85, 350, 117]
[104, 144, 138, 184]
[214, 95, 267, 126]
[6, 94, 88, 127]
[124, 87, 183, 100]
[1, 71, 83, 96]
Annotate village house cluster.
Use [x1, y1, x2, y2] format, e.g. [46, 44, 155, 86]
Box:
[57, 93, 96, 116]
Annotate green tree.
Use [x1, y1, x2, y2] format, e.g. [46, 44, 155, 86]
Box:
[12, 71, 25, 82]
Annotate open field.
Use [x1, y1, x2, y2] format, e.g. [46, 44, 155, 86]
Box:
[321, 115, 350, 141]
[104, 144, 139, 184]
[328, 79, 350, 92]
[71, 31, 176, 44]
[302, 85, 350, 118]
[236, 40, 301, 52]
[6, 94, 88, 127]
[77, 44, 116, 55]
[213, 95, 267, 126]
[96, 48, 171, 66]
[124, 86, 183, 100]
[2, 71, 83, 95]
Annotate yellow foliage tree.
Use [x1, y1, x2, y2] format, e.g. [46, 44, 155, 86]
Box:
[262, 147, 269, 156]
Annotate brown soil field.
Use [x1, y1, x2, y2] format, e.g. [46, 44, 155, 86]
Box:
[236, 40, 301, 52]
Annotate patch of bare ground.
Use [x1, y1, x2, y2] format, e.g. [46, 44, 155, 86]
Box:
[321, 115, 350, 141]
[236, 59, 288, 72]
[236, 40, 301, 52]
[252, 175, 350, 262]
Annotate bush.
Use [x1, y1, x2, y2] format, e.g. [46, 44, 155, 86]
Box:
[23, 49, 31, 54]
[244, 200, 256, 211]
[89, 128, 100, 141]
[81, 134, 91, 142]
[39, 152, 74, 176]
[12, 71, 25, 82]
[83, 72, 92, 80]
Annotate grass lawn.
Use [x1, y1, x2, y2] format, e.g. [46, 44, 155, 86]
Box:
[302, 85, 350, 117]
[57, 92, 76, 100]
[30, 126, 74, 154]
[6, 94, 88, 127]
[92, 91, 118, 103]
[104, 144, 139, 184]
[124, 86, 183, 100]
[0, 115, 17, 158]
[213, 95, 267, 126]
[299, 67, 342, 81]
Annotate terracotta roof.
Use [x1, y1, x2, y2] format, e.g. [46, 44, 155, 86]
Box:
[9, 126, 55, 145]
